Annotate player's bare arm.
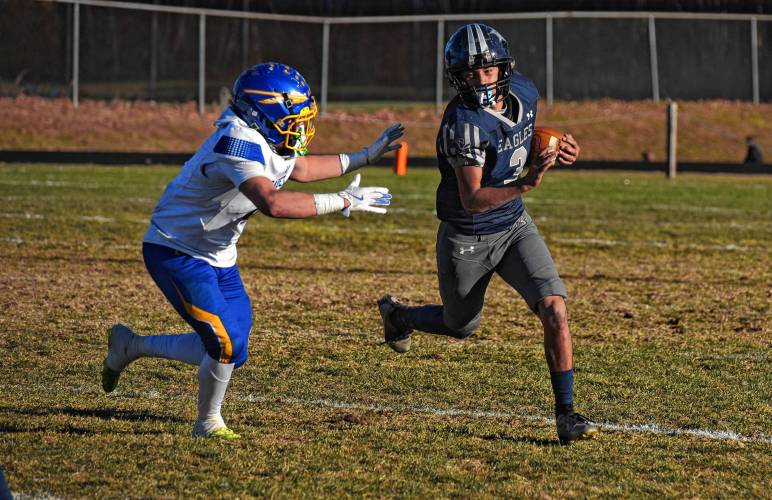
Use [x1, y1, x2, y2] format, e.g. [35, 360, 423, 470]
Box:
[291, 124, 404, 182]
[455, 147, 558, 213]
[239, 175, 328, 218]
[290, 154, 343, 182]
[240, 173, 391, 219]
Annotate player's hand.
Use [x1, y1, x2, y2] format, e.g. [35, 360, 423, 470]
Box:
[557, 133, 580, 166]
[339, 173, 392, 217]
[517, 147, 558, 193]
[363, 123, 405, 165]
[344, 123, 405, 172]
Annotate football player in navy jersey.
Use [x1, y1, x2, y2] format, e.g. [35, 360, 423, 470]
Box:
[378, 24, 598, 444]
[101, 62, 403, 439]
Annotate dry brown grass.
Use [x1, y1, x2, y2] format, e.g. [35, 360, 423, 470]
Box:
[1, 96, 769, 162]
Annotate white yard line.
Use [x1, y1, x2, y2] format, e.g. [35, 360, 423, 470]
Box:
[2, 383, 769, 445]
[245, 395, 772, 444]
[10, 492, 64, 500]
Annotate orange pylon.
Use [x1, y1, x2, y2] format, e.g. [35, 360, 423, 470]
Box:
[394, 141, 408, 176]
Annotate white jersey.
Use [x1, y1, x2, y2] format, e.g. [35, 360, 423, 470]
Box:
[144, 109, 296, 267]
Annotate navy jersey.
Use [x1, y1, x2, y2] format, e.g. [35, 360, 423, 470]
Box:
[435, 72, 539, 235]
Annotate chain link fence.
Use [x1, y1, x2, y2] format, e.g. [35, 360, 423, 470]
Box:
[1, 0, 770, 111]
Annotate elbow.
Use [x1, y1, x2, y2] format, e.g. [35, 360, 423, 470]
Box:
[260, 205, 280, 218]
[261, 202, 291, 219]
[256, 193, 285, 218]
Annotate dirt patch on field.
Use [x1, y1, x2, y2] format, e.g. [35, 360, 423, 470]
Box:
[1, 96, 769, 162]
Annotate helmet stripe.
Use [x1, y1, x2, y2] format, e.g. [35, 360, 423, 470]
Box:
[466, 24, 476, 65]
[474, 24, 489, 54]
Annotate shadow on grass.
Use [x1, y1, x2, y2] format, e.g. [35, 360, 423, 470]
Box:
[0, 422, 96, 435]
[446, 426, 561, 447]
[7, 254, 759, 286]
[4, 254, 432, 276]
[0, 405, 186, 423]
[480, 433, 561, 447]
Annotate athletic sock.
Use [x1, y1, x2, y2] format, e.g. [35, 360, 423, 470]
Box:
[134, 332, 206, 366]
[402, 305, 467, 339]
[550, 369, 575, 416]
[193, 355, 234, 436]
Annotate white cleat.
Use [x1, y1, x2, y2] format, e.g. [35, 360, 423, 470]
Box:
[101, 323, 138, 393]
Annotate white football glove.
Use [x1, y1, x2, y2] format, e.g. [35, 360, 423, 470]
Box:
[339, 173, 391, 217]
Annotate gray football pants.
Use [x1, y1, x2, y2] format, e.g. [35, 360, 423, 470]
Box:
[436, 212, 567, 335]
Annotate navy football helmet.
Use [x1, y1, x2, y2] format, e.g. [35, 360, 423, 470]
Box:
[231, 62, 317, 155]
[445, 24, 514, 107]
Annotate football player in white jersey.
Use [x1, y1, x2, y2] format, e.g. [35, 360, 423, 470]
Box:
[101, 62, 404, 439]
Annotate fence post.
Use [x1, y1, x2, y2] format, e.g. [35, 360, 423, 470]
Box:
[545, 16, 553, 106]
[648, 15, 660, 103]
[667, 102, 678, 179]
[751, 18, 759, 105]
[320, 20, 330, 114]
[72, 1, 80, 108]
[241, 0, 249, 70]
[149, 6, 158, 99]
[435, 19, 445, 115]
[198, 14, 206, 114]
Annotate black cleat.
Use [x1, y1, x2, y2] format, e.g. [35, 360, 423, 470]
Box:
[556, 412, 599, 445]
[101, 323, 138, 393]
[378, 295, 413, 353]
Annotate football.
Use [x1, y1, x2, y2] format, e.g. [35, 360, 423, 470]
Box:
[530, 126, 563, 158]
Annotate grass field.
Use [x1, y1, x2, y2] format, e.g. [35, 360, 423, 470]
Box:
[0, 164, 770, 497]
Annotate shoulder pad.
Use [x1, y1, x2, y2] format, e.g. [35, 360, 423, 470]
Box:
[213, 135, 266, 164]
[509, 72, 539, 103]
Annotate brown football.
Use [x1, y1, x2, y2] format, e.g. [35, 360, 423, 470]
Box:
[530, 126, 563, 158]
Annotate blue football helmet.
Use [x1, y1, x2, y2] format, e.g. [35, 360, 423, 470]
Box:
[445, 24, 514, 107]
[231, 62, 317, 155]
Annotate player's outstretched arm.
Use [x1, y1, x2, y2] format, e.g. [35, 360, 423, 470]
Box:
[290, 154, 344, 183]
[291, 123, 405, 183]
[239, 174, 390, 219]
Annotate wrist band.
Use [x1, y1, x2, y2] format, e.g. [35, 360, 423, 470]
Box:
[339, 153, 351, 175]
[342, 148, 369, 173]
[313, 193, 346, 216]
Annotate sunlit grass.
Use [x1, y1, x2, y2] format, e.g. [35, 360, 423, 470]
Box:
[0, 164, 770, 497]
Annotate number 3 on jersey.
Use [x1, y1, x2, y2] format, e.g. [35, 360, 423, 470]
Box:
[504, 146, 528, 184]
